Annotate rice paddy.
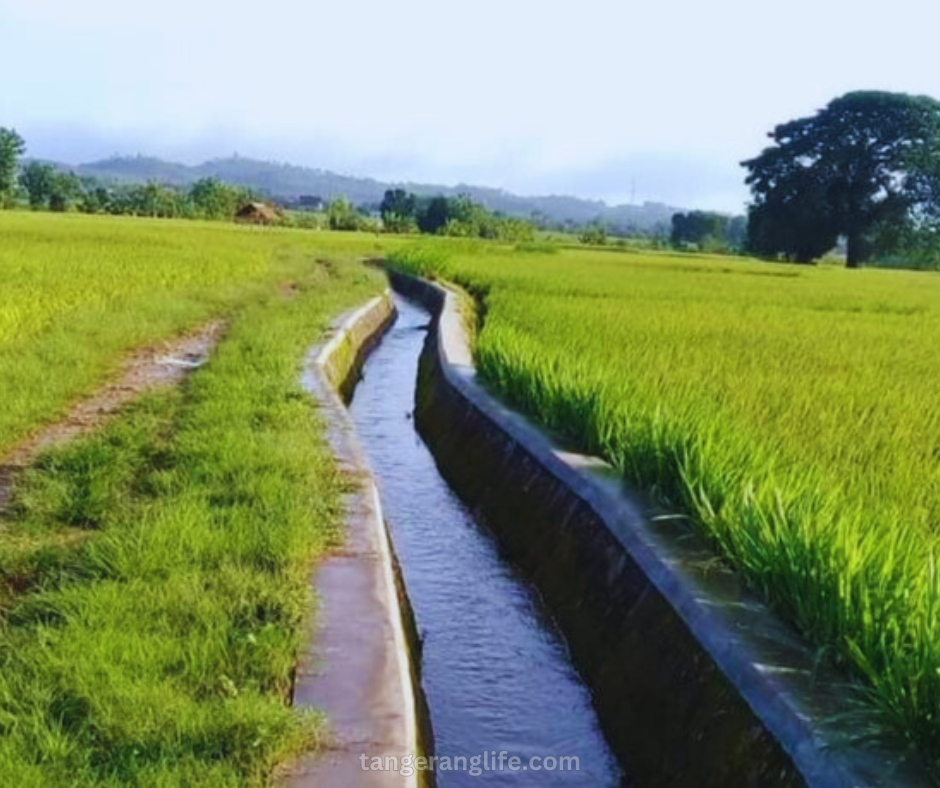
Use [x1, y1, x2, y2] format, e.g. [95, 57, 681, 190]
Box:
[0, 212, 393, 455]
[389, 240, 940, 768]
[7, 208, 940, 778]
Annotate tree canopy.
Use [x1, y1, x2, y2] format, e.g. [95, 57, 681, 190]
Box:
[0, 128, 25, 207]
[379, 188, 534, 241]
[189, 177, 250, 220]
[669, 211, 746, 253]
[379, 188, 417, 233]
[21, 162, 56, 209]
[742, 91, 940, 267]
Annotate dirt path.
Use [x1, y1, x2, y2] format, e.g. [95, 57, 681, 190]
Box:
[0, 321, 223, 510]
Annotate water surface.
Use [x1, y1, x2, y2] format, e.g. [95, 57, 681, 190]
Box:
[348, 294, 624, 786]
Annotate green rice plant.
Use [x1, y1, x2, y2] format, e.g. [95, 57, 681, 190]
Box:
[389, 241, 940, 769]
[0, 211, 398, 455]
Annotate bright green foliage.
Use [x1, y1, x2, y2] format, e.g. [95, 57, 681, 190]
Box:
[48, 171, 83, 213]
[20, 162, 56, 209]
[437, 195, 535, 242]
[326, 197, 374, 232]
[390, 241, 940, 766]
[120, 182, 186, 218]
[190, 177, 252, 220]
[380, 189, 535, 241]
[0, 212, 389, 783]
[0, 128, 25, 207]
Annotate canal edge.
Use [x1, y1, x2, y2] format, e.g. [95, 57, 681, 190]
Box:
[387, 268, 932, 787]
[288, 289, 430, 788]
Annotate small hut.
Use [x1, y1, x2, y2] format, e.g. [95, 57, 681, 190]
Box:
[235, 201, 279, 225]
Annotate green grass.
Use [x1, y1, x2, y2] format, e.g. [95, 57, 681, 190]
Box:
[389, 240, 940, 768]
[0, 211, 393, 455]
[0, 212, 388, 783]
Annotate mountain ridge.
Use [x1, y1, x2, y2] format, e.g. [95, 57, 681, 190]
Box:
[56, 154, 684, 231]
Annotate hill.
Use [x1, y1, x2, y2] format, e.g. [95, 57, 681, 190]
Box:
[64, 155, 681, 232]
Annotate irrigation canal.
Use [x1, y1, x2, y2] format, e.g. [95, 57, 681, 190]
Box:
[347, 294, 624, 786]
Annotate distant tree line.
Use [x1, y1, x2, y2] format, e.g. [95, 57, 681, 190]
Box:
[322, 196, 380, 232]
[578, 224, 608, 246]
[0, 130, 381, 231]
[670, 210, 747, 252]
[0, 130, 257, 220]
[0, 130, 662, 247]
[18, 160, 255, 220]
[0, 132, 538, 240]
[380, 189, 535, 241]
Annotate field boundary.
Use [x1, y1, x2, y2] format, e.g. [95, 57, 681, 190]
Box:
[390, 269, 931, 786]
[288, 291, 427, 787]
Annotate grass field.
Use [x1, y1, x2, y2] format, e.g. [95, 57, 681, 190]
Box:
[0, 212, 388, 783]
[390, 241, 940, 767]
[0, 212, 392, 455]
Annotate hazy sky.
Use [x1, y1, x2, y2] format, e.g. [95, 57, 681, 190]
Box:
[1, 0, 936, 211]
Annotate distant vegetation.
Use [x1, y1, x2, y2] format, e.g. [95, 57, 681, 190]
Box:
[20, 161, 256, 220]
[380, 188, 535, 241]
[390, 240, 940, 770]
[16, 151, 680, 235]
[578, 223, 608, 246]
[0, 128, 25, 208]
[0, 132, 537, 240]
[670, 210, 746, 253]
[743, 91, 940, 268]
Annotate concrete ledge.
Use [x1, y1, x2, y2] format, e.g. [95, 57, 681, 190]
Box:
[389, 270, 931, 787]
[289, 291, 426, 788]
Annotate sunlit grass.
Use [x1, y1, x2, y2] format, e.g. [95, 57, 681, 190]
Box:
[390, 240, 940, 767]
[0, 213, 387, 783]
[0, 211, 394, 455]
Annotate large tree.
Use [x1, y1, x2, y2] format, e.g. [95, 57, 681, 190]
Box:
[380, 188, 417, 233]
[671, 210, 729, 247]
[21, 161, 56, 209]
[190, 177, 247, 220]
[0, 128, 26, 207]
[743, 91, 940, 267]
[48, 172, 83, 212]
[416, 196, 452, 234]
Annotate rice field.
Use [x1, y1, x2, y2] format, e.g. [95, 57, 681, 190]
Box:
[0, 212, 389, 783]
[0, 211, 392, 454]
[9, 209, 940, 776]
[389, 241, 940, 767]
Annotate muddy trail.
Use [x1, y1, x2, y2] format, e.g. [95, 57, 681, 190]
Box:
[0, 321, 222, 511]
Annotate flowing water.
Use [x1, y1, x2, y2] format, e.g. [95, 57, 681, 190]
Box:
[348, 294, 624, 786]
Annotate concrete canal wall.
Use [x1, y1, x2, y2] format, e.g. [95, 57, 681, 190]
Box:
[389, 269, 930, 788]
[290, 291, 429, 788]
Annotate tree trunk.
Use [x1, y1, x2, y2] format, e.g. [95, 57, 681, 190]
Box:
[846, 231, 861, 269]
